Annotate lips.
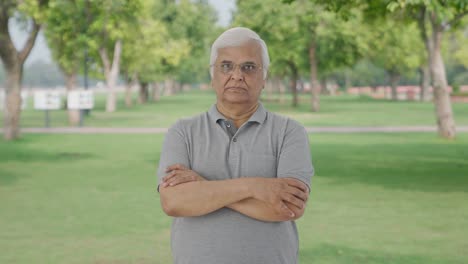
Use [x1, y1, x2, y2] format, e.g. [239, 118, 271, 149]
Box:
[225, 86, 247, 91]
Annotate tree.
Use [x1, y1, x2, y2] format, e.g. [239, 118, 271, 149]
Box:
[302, 0, 468, 138]
[120, 0, 190, 105]
[0, 0, 49, 140]
[367, 19, 422, 100]
[389, 0, 468, 138]
[44, 0, 87, 125]
[85, 0, 141, 112]
[235, 0, 367, 109]
[167, 0, 219, 87]
[234, 0, 308, 107]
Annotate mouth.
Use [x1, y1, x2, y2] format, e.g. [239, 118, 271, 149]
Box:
[225, 86, 247, 91]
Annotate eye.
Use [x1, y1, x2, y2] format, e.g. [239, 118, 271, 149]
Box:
[220, 63, 234, 72]
[241, 63, 257, 73]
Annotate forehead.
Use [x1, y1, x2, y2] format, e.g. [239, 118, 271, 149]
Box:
[216, 41, 262, 63]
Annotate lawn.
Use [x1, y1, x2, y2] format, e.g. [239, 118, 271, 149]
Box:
[6, 89, 468, 128]
[1, 133, 467, 263]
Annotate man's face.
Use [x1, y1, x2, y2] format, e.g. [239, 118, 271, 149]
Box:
[211, 41, 266, 106]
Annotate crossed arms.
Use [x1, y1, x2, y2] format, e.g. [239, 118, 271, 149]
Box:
[159, 164, 310, 222]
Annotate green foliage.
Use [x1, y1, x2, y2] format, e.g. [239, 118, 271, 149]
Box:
[44, 0, 87, 75]
[17, 0, 50, 23]
[85, 0, 142, 71]
[234, 0, 307, 77]
[119, 0, 219, 84]
[387, 0, 468, 24]
[234, 0, 367, 79]
[367, 19, 423, 77]
[120, 0, 190, 83]
[348, 59, 388, 87]
[154, 0, 219, 84]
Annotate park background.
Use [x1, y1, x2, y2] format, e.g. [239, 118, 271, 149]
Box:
[1, 0, 468, 263]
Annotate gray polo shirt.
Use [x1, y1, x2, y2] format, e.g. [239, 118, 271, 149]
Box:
[157, 103, 314, 264]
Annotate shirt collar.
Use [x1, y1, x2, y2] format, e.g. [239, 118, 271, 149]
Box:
[208, 102, 267, 125]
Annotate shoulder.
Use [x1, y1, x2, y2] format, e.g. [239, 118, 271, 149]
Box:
[169, 112, 210, 135]
[265, 111, 306, 134]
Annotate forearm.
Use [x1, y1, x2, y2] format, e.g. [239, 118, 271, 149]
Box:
[160, 178, 252, 217]
[227, 199, 304, 222]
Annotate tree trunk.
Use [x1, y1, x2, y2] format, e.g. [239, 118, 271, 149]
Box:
[182, 83, 191, 92]
[344, 69, 351, 91]
[320, 78, 327, 95]
[0, 14, 41, 140]
[174, 81, 181, 94]
[430, 26, 456, 139]
[278, 78, 286, 103]
[164, 78, 174, 96]
[309, 41, 320, 112]
[3, 65, 22, 140]
[139, 82, 149, 104]
[265, 79, 273, 101]
[124, 73, 136, 108]
[152, 82, 160, 102]
[64, 72, 80, 126]
[99, 39, 122, 113]
[125, 81, 133, 108]
[419, 64, 431, 101]
[288, 62, 298, 107]
[389, 71, 400, 101]
[272, 77, 280, 101]
[417, 8, 433, 103]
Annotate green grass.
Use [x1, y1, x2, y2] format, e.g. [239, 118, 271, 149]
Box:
[6, 89, 468, 128]
[1, 133, 467, 263]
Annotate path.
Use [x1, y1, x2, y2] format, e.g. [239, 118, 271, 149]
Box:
[13, 126, 468, 134]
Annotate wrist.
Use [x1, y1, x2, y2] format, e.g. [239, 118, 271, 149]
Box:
[243, 177, 261, 199]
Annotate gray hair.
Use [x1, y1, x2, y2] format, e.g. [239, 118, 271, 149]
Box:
[210, 27, 270, 79]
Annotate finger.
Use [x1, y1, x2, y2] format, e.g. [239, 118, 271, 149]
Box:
[166, 174, 195, 187]
[162, 170, 178, 182]
[165, 173, 184, 186]
[278, 201, 295, 218]
[284, 178, 308, 192]
[166, 164, 187, 172]
[282, 193, 305, 209]
[285, 186, 308, 202]
[284, 201, 302, 211]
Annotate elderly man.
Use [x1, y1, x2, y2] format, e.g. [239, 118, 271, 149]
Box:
[157, 27, 314, 264]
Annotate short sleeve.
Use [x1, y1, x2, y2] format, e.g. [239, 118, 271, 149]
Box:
[156, 121, 191, 192]
[277, 120, 314, 192]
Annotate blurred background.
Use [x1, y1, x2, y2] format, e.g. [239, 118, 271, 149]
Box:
[1, 0, 467, 263]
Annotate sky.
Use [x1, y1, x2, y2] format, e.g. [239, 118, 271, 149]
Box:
[9, 0, 235, 66]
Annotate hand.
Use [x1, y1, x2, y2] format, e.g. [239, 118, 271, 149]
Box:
[160, 164, 206, 188]
[251, 178, 308, 218]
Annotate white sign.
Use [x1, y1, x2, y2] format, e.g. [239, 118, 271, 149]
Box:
[21, 91, 28, 109]
[68, 90, 94, 110]
[1, 90, 29, 110]
[34, 90, 62, 110]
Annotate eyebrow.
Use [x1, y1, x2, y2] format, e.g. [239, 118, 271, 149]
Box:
[220, 60, 257, 64]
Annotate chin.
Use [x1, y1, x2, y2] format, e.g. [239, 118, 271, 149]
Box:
[222, 96, 250, 104]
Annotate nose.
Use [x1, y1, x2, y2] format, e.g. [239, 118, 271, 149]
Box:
[230, 65, 244, 81]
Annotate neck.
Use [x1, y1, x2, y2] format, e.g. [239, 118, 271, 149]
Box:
[216, 101, 259, 128]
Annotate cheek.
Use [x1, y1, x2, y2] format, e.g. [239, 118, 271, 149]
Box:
[252, 78, 265, 92]
[213, 74, 227, 87]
